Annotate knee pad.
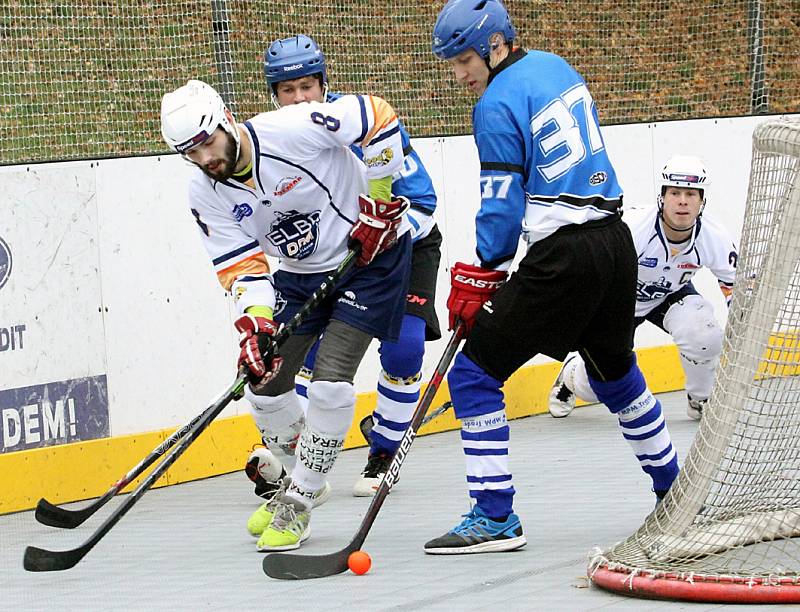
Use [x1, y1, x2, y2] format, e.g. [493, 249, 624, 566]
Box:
[246, 387, 304, 435]
[448, 353, 504, 419]
[663, 295, 723, 365]
[306, 380, 355, 438]
[245, 388, 304, 465]
[379, 315, 426, 378]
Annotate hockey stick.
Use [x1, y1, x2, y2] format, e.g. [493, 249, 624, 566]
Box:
[23, 249, 359, 572]
[35, 411, 208, 529]
[34, 248, 359, 530]
[262, 321, 465, 580]
[358, 401, 453, 445]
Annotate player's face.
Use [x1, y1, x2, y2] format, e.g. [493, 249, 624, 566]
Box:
[448, 49, 490, 95]
[274, 76, 325, 106]
[661, 187, 703, 230]
[185, 127, 238, 182]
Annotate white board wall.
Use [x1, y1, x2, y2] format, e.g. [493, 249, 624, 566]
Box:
[0, 114, 794, 445]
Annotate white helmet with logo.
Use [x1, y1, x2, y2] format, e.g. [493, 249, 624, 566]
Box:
[160, 79, 240, 157]
[657, 154, 710, 224]
[659, 154, 710, 193]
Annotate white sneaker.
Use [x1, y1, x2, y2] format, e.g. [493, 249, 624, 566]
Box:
[687, 396, 707, 420]
[353, 453, 393, 497]
[548, 355, 578, 418]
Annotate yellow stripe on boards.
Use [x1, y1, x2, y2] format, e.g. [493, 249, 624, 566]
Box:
[0, 345, 683, 515]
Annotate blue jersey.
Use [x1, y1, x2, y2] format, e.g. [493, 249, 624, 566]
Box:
[473, 50, 623, 267]
[328, 91, 438, 226]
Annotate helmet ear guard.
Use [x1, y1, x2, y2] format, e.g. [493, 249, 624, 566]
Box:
[160, 79, 240, 160]
[432, 0, 516, 60]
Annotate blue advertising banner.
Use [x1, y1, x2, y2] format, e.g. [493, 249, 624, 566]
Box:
[0, 375, 109, 453]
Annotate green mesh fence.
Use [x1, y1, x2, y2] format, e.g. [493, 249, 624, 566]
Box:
[1, 0, 798, 165]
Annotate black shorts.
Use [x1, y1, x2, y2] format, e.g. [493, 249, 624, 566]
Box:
[464, 214, 637, 382]
[406, 225, 442, 341]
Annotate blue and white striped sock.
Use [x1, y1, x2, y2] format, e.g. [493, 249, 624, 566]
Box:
[589, 359, 679, 492]
[370, 370, 421, 455]
[448, 353, 515, 519]
[461, 408, 514, 518]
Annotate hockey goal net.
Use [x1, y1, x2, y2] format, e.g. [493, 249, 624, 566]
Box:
[590, 116, 800, 604]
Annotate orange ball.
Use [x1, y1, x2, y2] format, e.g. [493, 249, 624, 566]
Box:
[348, 550, 372, 575]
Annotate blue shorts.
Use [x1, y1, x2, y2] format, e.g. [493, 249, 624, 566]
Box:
[273, 233, 413, 342]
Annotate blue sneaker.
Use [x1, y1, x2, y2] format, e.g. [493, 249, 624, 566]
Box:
[424, 506, 526, 554]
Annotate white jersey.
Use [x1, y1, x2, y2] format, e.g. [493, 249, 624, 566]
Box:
[624, 205, 737, 317]
[187, 94, 406, 313]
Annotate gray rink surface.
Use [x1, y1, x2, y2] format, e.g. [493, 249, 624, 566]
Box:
[1, 391, 793, 611]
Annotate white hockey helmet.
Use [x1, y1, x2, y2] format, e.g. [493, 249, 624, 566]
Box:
[160, 79, 240, 156]
[659, 154, 710, 195]
[657, 154, 710, 225]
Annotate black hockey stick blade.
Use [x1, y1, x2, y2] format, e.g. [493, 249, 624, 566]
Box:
[24, 541, 93, 572]
[263, 323, 465, 580]
[33, 413, 204, 529]
[263, 540, 361, 580]
[34, 491, 114, 530]
[33, 391, 215, 529]
[358, 413, 374, 445]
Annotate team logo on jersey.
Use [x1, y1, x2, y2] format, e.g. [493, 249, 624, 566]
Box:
[639, 257, 658, 268]
[266, 210, 321, 259]
[232, 203, 253, 222]
[589, 171, 608, 186]
[0, 235, 12, 291]
[364, 147, 394, 168]
[274, 176, 303, 196]
[637, 277, 672, 302]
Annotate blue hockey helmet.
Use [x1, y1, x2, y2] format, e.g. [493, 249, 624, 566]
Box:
[432, 0, 517, 60]
[264, 35, 327, 90]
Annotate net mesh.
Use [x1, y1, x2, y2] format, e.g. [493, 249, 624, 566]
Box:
[1, 0, 799, 165]
[590, 116, 800, 592]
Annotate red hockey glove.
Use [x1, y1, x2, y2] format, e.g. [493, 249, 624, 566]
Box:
[349, 195, 410, 266]
[234, 314, 284, 390]
[447, 262, 508, 332]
